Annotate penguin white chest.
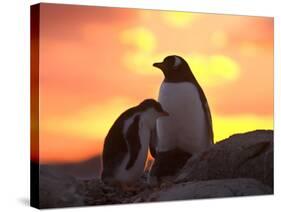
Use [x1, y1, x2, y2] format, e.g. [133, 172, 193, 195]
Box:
[157, 82, 209, 153]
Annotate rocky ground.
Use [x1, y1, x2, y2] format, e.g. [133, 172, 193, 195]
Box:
[38, 130, 273, 208]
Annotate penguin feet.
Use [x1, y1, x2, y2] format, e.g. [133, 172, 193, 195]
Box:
[159, 177, 174, 189]
[120, 180, 149, 192]
[147, 175, 159, 187]
[120, 183, 139, 192]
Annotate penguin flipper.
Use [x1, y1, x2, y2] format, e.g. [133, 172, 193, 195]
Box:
[102, 133, 127, 178]
[149, 127, 158, 158]
[196, 84, 214, 144]
[204, 100, 214, 144]
[125, 115, 141, 170]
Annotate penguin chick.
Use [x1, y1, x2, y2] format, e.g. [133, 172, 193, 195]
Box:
[101, 99, 168, 189]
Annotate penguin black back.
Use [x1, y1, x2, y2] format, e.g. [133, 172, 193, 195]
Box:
[101, 107, 136, 179]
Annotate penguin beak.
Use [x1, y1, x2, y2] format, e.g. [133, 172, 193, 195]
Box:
[160, 111, 169, 117]
[153, 62, 163, 70]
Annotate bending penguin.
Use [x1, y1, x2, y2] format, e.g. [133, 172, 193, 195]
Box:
[149, 55, 214, 184]
[101, 99, 168, 189]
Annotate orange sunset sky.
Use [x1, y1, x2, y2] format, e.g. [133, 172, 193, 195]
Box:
[35, 3, 273, 163]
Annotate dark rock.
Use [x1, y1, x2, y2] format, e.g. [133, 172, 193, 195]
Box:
[78, 179, 142, 205]
[38, 130, 273, 208]
[176, 130, 273, 187]
[39, 169, 84, 208]
[137, 178, 272, 202]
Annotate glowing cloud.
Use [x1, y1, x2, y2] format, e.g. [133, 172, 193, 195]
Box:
[120, 26, 239, 86]
[120, 26, 160, 75]
[121, 42, 239, 87]
[187, 54, 240, 86]
[161, 11, 197, 27]
[120, 27, 156, 52]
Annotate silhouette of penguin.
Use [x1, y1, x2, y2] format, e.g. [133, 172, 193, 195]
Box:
[149, 55, 213, 185]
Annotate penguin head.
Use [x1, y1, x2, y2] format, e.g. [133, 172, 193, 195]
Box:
[153, 55, 193, 82]
[139, 99, 169, 116]
[138, 99, 169, 124]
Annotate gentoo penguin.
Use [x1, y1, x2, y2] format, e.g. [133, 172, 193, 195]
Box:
[101, 99, 168, 189]
[149, 55, 213, 184]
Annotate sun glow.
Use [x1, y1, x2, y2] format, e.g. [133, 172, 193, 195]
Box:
[37, 4, 274, 163]
[42, 97, 136, 140]
[213, 115, 273, 142]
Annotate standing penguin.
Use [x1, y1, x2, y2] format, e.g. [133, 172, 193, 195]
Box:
[101, 99, 168, 189]
[149, 55, 213, 184]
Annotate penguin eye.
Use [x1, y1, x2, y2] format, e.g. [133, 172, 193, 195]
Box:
[165, 57, 174, 68]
